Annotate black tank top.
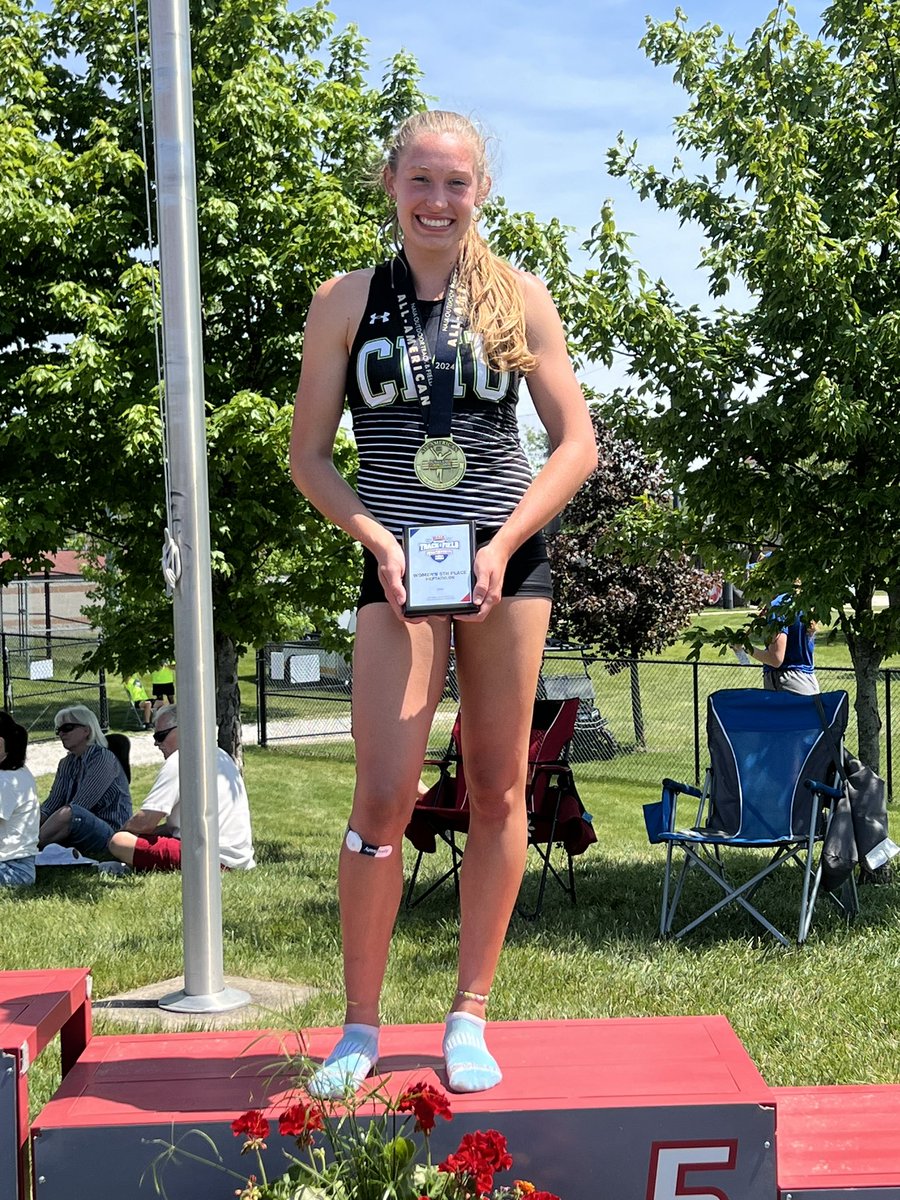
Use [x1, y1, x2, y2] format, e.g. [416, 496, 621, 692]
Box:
[345, 259, 533, 537]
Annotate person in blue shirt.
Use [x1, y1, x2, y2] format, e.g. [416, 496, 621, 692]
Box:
[736, 592, 820, 694]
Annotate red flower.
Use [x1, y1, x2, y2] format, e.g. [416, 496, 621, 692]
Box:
[278, 1101, 325, 1145]
[439, 1129, 513, 1195]
[530, 1193, 561, 1200]
[397, 1082, 453, 1133]
[231, 1110, 270, 1141]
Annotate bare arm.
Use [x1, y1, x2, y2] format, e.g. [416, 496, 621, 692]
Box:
[120, 809, 167, 836]
[290, 273, 408, 616]
[461, 273, 597, 620]
[756, 631, 787, 668]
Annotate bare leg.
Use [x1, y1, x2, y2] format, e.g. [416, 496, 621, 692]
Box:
[309, 604, 450, 1097]
[443, 596, 551, 1090]
[38, 806, 73, 849]
[108, 831, 138, 864]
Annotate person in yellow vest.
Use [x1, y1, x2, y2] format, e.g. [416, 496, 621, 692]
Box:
[150, 663, 176, 713]
[123, 674, 153, 729]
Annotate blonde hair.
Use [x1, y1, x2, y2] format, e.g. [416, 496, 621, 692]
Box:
[383, 111, 537, 375]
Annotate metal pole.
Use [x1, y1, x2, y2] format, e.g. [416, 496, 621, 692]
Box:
[886, 669, 893, 803]
[692, 660, 701, 786]
[256, 648, 268, 749]
[98, 665, 109, 733]
[148, 0, 247, 1013]
[1, 631, 11, 712]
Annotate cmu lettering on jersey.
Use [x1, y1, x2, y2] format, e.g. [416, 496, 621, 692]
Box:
[356, 330, 511, 410]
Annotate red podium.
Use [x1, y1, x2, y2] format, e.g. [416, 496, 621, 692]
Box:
[0, 969, 91, 1200]
[31, 1015, 776, 1199]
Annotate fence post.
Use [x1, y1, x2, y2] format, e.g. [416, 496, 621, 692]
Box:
[98, 666, 109, 732]
[256, 647, 268, 748]
[629, 660, 646, 747]
[1, 630, 11, 712]
[692, 660, 701, 786]
[886, 668, 893, 803]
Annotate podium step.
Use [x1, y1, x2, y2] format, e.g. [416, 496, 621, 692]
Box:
[32, 1015, 776, 1199]
[776, 1085, 900, 1198]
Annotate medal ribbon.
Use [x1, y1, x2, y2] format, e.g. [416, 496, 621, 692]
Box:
[391, 251, 464, 438]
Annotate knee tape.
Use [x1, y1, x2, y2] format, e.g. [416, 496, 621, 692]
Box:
[344, 826, 392, 858]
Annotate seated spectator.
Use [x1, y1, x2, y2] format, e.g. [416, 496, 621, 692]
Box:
[107, 704, 255, 872]
[123, 673, 153, 729]
[39, 705, 132, 857]
[0, 712, 39, 887]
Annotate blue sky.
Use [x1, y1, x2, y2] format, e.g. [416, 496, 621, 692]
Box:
[325, 0, 828, 412]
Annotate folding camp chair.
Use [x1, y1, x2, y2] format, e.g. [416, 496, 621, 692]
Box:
[404, 697, 596, 919]
[539, 673, 618, 762]
[642, 688, 858, 946]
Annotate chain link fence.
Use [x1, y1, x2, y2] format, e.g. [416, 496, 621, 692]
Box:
[256, 638, 899, 800]
[0, 631, 111, 739]
[6, 629, 895, 798]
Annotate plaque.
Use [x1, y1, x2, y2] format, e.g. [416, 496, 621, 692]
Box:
[402, 520, 479, 616]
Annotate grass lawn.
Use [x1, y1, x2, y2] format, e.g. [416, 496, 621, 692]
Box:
[4, 745, 900, 1122]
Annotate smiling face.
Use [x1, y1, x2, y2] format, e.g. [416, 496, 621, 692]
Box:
[385, 131, 489, 260]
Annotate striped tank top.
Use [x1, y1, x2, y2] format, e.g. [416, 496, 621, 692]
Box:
[345, 259, 533, 538]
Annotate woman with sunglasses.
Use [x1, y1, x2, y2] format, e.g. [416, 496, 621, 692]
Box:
[0, 711, 39, 887]
[38, 705, 132, 858]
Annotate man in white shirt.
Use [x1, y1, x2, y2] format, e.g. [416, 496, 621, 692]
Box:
[107, 705, 255, 872]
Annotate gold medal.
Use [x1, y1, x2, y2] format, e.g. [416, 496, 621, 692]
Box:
[413, 437, 467, 491]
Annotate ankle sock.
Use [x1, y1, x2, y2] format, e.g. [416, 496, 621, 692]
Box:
[443, 1011, 502, 1093]
[307, 1023, 379, 1099]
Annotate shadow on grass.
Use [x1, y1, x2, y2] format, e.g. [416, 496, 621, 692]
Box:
[253, 838, 305, 865]
[400, 846, 895, 953]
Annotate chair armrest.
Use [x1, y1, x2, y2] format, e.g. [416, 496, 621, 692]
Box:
[804, 777, 843, 800]
[661, 778, 703, 799]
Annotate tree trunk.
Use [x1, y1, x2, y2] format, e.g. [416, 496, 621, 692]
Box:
[846, 629, 883, 773]
[214, 630, 243, 771]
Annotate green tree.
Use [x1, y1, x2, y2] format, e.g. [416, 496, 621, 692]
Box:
[571, 1, 900, 769]
[0, 0, 425, 756]
[548, 411, 714, 745]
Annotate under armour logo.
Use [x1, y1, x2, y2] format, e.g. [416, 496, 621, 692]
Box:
[369, 311, 390, 324]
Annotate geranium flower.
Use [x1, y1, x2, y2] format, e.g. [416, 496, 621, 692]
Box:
[397, 1082, 453, 1133]
[439, 1129, 513, 1195]
[231, 1110, 270, 1150]
[278, 1101, 325, 1146]
[234, 1174, 263, 1199]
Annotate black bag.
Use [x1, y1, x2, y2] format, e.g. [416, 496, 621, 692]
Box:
[815, 692, 896, 890]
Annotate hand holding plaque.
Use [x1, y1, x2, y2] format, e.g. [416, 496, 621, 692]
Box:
[402, 521, 479, 616]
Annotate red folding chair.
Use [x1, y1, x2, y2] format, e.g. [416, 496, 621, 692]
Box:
[404, 697, 597, 919]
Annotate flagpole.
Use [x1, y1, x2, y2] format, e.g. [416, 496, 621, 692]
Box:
[148, 0, 249, 1014]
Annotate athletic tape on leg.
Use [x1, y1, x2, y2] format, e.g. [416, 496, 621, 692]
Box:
[345, 826, 392, 858]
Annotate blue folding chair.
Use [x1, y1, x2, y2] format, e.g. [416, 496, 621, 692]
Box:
[643, 689, 858, 946]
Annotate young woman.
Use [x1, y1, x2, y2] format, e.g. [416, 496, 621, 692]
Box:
[0, 712, 39, 887]
[290, 110, 597, 1096]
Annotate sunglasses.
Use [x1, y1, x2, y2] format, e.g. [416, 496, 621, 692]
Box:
[153, 725, 177, 744]
[55, 722, 84, 735]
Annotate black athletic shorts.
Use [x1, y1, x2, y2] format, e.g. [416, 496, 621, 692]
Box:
[357, 529, 553, 610]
